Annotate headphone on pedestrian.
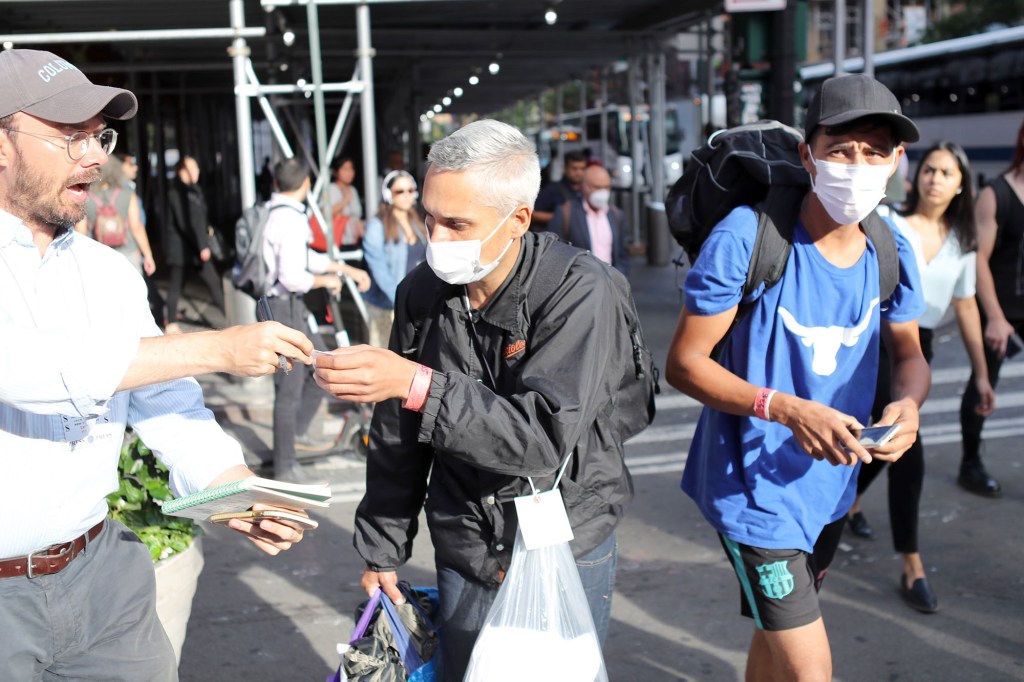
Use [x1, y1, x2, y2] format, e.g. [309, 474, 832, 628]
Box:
[381, 170, 418, 205]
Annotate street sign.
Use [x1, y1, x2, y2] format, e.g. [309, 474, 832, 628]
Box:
[725, 0, 787, 11]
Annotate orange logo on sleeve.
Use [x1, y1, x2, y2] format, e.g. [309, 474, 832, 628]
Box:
[503, 339, 526, 359]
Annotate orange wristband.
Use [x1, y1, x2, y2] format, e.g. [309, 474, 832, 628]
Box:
[753, 387, 777, 421]
[402, 364, 433, 412]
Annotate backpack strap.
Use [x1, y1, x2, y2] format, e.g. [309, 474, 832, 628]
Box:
[523, 236, 582, 331]
[744, 185, 802, 300]
[861, 209, 900, 303]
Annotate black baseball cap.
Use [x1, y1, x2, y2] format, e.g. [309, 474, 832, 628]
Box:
[804, 73, 919, 144]
[0, 49, 137, 123]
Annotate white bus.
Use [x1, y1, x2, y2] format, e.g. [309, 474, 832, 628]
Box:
[800, 25, 1024, 185]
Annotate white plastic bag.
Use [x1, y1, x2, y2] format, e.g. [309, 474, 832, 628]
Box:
[463, 528, 608, 682]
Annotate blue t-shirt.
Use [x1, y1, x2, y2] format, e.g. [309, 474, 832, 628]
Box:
[681, 206, 925, 552]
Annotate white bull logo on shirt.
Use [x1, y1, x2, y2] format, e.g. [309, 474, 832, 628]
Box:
[777, 298, 879, 376]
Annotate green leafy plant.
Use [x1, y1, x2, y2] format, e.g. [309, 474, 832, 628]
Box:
[106, 432, 202, 562]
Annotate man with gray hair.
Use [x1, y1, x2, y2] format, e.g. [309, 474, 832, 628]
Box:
[314, 119, 637, 679]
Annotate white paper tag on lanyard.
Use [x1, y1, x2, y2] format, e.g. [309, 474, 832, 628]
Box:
[514, 489, 574, 550]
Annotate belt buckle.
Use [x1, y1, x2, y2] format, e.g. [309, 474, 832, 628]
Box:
[25, 541, 73, 580]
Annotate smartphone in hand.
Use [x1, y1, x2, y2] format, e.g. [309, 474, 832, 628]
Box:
[256, 295, 290, 374]
[854, 424, 900, 448]
[209, 509, 319, 531]
[1006, 333, 1024, 359]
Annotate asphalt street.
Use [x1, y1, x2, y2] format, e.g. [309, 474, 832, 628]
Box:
[177, 256, 1024, 681]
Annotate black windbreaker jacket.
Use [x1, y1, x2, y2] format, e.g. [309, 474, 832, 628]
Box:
[354, 232, 634, 586]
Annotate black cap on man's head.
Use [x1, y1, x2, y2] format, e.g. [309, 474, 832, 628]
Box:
[0, 49, 137, 123]
[804, 73, 919, 144]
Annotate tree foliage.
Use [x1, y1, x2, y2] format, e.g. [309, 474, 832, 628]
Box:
[923, 0, 1024, 43]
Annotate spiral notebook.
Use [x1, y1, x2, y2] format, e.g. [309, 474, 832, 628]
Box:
[161, 476, 332, 521]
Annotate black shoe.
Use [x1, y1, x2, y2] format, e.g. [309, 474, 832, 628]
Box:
[958, 462, 1002, 498]
[901, 575, 939, 614]
[846, 511, 874, 539]
[294, 432, 338, 453]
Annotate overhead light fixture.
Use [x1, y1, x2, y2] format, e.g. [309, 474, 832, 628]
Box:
[433, 104, 443, 113]
[488, 62, 500, 75]
[442, 96, 452, 106]
[427, 110, 435, 118]
[282, 30, 296, 47]
[544, 7, 557, 25]
[278, 62, 289, 72]
[453, 87, 464, 97]
[468, 75, 480, 85]
[2, 42, 13, 51]
[296, 78, 307, 88]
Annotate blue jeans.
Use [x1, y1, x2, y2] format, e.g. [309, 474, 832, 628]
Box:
[435, 532, 617, 682]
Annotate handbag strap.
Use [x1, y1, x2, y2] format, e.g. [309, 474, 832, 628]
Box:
[381, 590, 424, 673]
[348, 588, 382, 644]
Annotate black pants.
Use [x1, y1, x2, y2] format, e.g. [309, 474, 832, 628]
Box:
[960, 310, 1024, 463]
[857, 327, 933, 554]
[165, 260, 225, 324]
[268, 294, 328, 471]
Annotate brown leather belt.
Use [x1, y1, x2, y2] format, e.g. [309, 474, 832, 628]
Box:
[0, 520, 105, 579]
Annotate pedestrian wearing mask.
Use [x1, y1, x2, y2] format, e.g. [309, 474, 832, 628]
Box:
[547, 164, 630, 276]
[311, 120, 636, 680]
[666, 74, 929, 681]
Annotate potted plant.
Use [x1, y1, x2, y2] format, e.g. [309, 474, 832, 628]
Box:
[106, 430, 205, 664]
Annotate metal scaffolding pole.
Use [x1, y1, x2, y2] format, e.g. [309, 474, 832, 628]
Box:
[835, 0, 847, 76]
[648, 51, 667, 203]
[555, 84, 564, 169]
[863, 0, 876, 77]
[229, 0, 257, 328]
[357, 3, 380, 219]
[0, 26, 265, 44]
[579, 79, 588, 148]
[306, 0, 334, 251]
[628, 56, 642, 245]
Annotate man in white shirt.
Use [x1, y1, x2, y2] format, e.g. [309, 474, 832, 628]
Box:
[0, 49, 314, 680]
[263, 157, 370, 481]
[547, 164, 631, 276]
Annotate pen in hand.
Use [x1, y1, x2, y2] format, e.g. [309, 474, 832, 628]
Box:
[256, 295, 291, 374]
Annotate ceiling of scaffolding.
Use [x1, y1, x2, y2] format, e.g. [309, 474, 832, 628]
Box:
[0, 0, 718, 116]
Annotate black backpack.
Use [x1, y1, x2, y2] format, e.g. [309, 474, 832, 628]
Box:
[523, 236, 658, 442]
[231, 203, 304, 299]
[665, 120, 899, 305]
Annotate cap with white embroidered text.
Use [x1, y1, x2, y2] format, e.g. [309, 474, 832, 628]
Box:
[0, 49, 137, 123]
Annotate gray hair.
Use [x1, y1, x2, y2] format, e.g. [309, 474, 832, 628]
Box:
[97, 156, 127, 189]
[427, 119, 540, 215]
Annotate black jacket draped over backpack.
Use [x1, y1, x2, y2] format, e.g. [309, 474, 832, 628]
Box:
[354, 232, 634, 586]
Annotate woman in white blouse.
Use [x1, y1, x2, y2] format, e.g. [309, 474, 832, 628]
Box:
[847, 141, 995, 614]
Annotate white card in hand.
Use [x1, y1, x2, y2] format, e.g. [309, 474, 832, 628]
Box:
[513, 489, 574, 550]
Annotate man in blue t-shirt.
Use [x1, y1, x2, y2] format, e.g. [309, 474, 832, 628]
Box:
[666, 74, 931, 680]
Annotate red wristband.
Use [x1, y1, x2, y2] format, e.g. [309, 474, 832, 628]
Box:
[402, 364, 433, 412]
[753, 387, 777, 421]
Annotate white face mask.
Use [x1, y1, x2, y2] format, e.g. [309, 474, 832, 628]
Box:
[811, 156, 894, 225]
[426, 206, 517, 285]
[588, 189, 611, 211]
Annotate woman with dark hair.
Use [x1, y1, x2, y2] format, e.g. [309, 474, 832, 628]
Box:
[848, 141, 995, 614]
[959, 120, 1024, 499]
[361, 170, 427, 346]
[322, 156, 364, 247]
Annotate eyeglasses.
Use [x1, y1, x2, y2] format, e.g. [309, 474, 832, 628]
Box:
[391, 188, 416, 196]
[0, 128, 117, 161]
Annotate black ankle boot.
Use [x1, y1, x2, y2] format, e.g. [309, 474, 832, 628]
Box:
[958, 460, 1001, 498]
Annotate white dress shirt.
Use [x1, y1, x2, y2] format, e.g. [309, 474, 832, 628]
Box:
[263, 193, 333, 297]
[0, 209, 244, 558]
